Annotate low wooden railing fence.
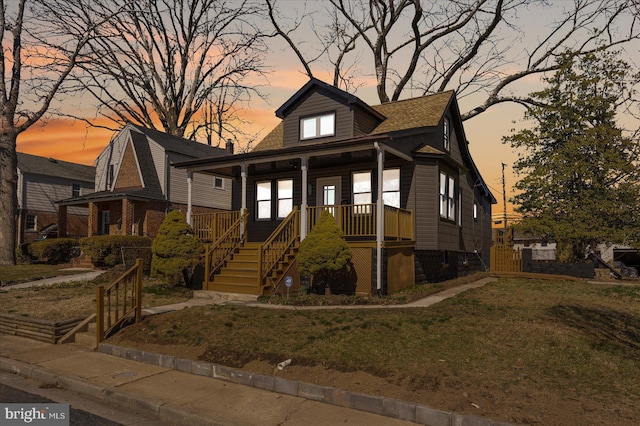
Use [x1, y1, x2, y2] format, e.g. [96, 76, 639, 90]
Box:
[191, 211, 241, 242]
[96, 258, 143, 344]
[204, 211, 248, 283]
[259, 207, 300, 290]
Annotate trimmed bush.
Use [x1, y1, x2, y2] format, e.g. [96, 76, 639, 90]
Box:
[27, 238, 76, 264]
[80, 235, 152, 268]
[297, 209, 352, 294]
[151, 210, 203, 286]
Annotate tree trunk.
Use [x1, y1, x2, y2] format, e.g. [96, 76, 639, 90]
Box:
[0, 128, 18, 265]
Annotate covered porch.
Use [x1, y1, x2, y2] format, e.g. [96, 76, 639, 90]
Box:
[176, 136, 417, 295]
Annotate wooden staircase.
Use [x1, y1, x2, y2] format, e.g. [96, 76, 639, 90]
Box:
[207, 242, 299, 295]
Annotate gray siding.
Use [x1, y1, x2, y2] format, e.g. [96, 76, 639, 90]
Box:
[148, 139, 166, 194]
[24, 173, 90, 215]
[354, 105, 380, 136]
[282, 91, 354, 147]
[169, 152, 231, 210]
[412, 162, 438, 251]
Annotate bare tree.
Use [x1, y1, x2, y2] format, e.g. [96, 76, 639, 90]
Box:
[66, 0, 269, 142]
[266, 0, 640, 119]
[0, 0, 102, 265]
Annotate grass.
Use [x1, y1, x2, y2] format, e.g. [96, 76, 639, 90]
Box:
[109, 277, 640, 425]
[0, 265, 192, 321]
[0, 264, 87, 283]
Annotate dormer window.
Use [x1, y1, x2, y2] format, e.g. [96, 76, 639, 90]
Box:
[443, 117, 450, 151]
[300, 112, 335, 140]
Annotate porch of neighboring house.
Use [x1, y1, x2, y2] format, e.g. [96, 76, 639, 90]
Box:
[191, 203, 414, 296]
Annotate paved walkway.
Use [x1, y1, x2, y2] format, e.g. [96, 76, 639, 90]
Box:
[2, 269, 106, 290]
[1, 276, 505, 425]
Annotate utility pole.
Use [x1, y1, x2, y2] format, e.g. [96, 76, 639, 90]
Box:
[501, 163, 507, 229]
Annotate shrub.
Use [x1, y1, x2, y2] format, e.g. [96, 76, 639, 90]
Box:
[27, 238, 76, 264]
[80, 235, 152, 268]
[297, 209, 352, 294]
[151, 210, 203, 286]
[16, 243, 32, 264]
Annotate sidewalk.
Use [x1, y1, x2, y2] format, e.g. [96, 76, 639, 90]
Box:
[2, 269, 105, 290]
[1, 277, 507, 426]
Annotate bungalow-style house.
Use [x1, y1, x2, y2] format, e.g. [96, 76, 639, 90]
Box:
[176, 78, 496, 296]
[57, 124, 233, 239]
[16, 152, 95, 244]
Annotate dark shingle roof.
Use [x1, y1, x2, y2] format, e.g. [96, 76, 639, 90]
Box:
[130, 130, 163, 194]
[130, 125, 230, 159]
[252, 90, 454, 152]
[17, 152, 95, 182]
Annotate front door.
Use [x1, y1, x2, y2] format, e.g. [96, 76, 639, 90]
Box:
[316, 177, 342, 216]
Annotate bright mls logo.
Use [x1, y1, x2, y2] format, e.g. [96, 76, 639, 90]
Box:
[1, 404, 69, 425]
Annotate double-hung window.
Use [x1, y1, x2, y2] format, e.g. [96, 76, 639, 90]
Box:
[439, 172, 456, 221]
[256, 181, 272, 220]
[382, 169, 400, 208]
[72, 183, 80, 197]
[277, 179, 293, 218]
[25, 214, 37, 231]
[300, 113, 335, 140]
[443, 117, 450, 151]
[352, 171, 372, 213]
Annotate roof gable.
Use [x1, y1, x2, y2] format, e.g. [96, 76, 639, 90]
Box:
[275, 78, 384, 121]
[129, 124, 230, 159]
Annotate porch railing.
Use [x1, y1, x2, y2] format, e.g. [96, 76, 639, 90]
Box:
[191, 211, 241, 242]
[205, 210, 248, 283]
[259, 207, 300, 289]
[307, 204, 413, 240]
[96, 258, 143, 344]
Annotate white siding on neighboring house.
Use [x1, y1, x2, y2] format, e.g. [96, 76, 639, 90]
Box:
[148, 139, 166, 194]
[95, 130, 128, 191]
[167, 152, 231, 210]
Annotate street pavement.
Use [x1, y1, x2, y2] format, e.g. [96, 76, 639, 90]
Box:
[1, 276, 505, 425]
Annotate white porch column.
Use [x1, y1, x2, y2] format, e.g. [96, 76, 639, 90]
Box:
[241, 164, 247, 236]
[186, 169, 193, 225]
[375, 143, 385, 292]
[300, 156, 308, 240]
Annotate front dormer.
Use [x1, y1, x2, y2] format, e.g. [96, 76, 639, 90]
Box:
[275, 78, 385, 147]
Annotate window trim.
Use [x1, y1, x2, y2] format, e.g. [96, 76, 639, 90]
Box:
[72, 183, 80, 197]
[256, 181, 272, 220]
[382, 168, 400, 208]
[439, 172, 456, 221]
[299, 112, 336, 140]
[277, 179, 294, 219]
[443, 117, 450, 151]
[213, 176, 225, 190]
[25, 214, 37, 231]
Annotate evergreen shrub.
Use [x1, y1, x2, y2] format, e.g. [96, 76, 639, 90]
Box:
[297, 209, 352, 294]
[28, 238, 76, 264]
[80, 235, 152, 268]
[151, 210, 203, 286]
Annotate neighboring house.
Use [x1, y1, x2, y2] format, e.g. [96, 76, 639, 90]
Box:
[511, 230, 557, 261]
[16, 153, 95, 244]
[176, 78, 496, 296]
[57, 124, 232, 239]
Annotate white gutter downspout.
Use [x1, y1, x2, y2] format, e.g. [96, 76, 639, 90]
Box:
[375, 142, 384, 292]
[241, 163, 247, 236]
[300, 156, 308, 240]
[186, 170, 193, 225]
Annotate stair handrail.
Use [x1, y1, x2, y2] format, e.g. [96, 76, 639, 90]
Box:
[96, 258, 143, 345]
[258, 207, 300, 289]
[205, 210, 249, 283]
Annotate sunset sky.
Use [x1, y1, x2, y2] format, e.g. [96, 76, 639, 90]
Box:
[13, 2, 640, 223]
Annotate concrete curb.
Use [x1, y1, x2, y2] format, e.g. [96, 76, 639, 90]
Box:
[0, 356, 198, 426]
[97, 343, 513, 426]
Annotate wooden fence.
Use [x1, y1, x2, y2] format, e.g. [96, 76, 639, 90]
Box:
[490, 244, 522, 273]
[96, 258, 143, 345]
